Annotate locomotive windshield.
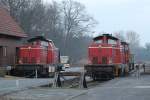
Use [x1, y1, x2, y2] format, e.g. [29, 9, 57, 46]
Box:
[94, 40, 102, 44]
[94, 38, 117, 44]
[108, 39, 117, 45]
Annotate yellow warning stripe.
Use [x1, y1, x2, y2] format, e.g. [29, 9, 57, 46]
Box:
[89, 47, 121, 49]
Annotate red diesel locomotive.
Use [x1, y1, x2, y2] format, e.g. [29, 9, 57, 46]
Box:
[84, 34, 134, 80]
[12, 36, 60, 77]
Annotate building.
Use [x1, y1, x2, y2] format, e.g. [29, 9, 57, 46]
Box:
[0, 7, 27, 67]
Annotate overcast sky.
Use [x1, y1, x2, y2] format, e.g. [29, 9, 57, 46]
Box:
[45, 0, 150, 46]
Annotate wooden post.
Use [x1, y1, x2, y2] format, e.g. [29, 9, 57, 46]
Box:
[79, 71, 87, 88]
[53, 72, 61, 87]
[35, 69, 38, 78]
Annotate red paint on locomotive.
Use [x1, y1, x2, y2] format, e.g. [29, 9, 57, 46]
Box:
[85, 34, 133, 79]
[88, 34, 130, 65]
[17, 36, 59, 65]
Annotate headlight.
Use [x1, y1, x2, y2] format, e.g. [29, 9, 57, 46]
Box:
[19, 59, 22, 64]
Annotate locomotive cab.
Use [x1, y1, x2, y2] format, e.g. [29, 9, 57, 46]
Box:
[12, 36, 60, 77]
[85, 34, 132, 80]
[89, 34, 120, 65]
[18, 36, 59, 65]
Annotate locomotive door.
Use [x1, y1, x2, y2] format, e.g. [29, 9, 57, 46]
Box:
[112, 47, 115, 63]
[102, 57, 107, 64]
[92, 57, 98, 64]
[47, 43, 53, 64]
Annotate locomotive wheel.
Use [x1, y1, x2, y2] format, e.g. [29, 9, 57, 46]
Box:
[109, 73, 114, 79]
[111, 73, 115, 79]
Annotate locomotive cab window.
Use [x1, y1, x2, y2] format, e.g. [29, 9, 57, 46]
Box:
[125, 45, 129, 51]
[41, 41, 49, 47]
[108, 39, 117, 45]
[94, 40, 102, 44]
[32, 41, 37, 45]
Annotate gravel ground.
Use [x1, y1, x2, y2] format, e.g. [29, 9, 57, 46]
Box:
[2, 68, 150, 100]
[0, 78, 54, 96]
[0, 67, 83, 99]
[2, 88, 87, 100]
[71, 73, 150, 100]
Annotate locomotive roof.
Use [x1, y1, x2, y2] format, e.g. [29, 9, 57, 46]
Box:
[28, 36, 52, 42]
[121, 41, 129, 45]
[93, 34, 119, 41]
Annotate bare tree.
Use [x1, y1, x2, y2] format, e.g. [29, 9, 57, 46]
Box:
[126, 31, 140, 49]
[113, 31, 125, 41]
[61, 0, 96, 54]
[44, 1, 64, 49]
[44, 1, 61, 36]
[0, 0, 30, 21]
[0, 0, 96, 64]
[145, 43, 150, 51]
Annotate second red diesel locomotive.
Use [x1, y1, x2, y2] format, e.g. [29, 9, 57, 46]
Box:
[12, 36, 60, 77]
[84, 34, 134, 80]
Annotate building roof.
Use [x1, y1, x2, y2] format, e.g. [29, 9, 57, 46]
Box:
[0, 7, 27, 38]
[93, 34, 119, 41]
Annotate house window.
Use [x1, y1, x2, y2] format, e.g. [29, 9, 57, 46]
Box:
[0, 46, 7, 57]
[3, 47, 7, 57]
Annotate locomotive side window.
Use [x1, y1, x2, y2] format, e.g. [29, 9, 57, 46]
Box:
[49, 41, 56, 48]
[33, 41, 36, 45]
[126, 45, 129, 50]
[29, 41, 38, 45]
[41, 41, 49, 47]
[125, 45, 129, 51]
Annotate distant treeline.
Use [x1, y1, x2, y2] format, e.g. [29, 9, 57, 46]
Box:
[0, 0, 96, 64]
[1, 0, 149, 64]
[114, 31, 150, 63]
